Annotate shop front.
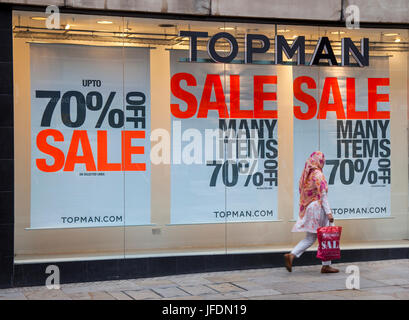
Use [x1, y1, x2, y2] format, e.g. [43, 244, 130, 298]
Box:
[0, 3, 408, 288]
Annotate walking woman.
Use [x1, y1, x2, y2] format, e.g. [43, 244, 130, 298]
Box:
[284, 151, 339, 273]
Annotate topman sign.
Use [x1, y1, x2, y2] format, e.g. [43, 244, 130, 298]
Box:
[179, 31, 369, 67]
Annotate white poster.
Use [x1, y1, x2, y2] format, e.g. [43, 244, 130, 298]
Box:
[293, 57, 391, 219]
[30, 43, 151, 228]
[170, 50, 278, 224]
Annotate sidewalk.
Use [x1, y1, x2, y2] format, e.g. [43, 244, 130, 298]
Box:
[1, 259, 409, 300]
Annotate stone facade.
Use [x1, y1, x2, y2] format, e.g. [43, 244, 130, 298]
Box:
[0, 0, 408, 23]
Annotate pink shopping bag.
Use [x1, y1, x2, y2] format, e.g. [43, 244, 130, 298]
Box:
[316, 225, 342, 261]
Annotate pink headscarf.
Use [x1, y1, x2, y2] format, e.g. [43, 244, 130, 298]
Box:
[298, 151, 328, 219]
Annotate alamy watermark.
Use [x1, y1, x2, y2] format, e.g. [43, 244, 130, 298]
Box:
[345, 5, 360, 30]
[150, 123, 263, 175]
[45, 265, 60, 290]
[45, 5, 60, 30]
[345, 265, 360, 290]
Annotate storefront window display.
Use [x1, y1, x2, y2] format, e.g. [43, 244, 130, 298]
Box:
[12, 10, 409, 262]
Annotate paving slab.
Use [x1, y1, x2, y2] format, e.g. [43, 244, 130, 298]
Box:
[165, 295, 204, 300]
[206, 283, 246, 294]
[297, 291, 347, 300]
[357, 278, 387, 289]
[0, 288, 22, 294]
[171, 277, 213, 287]
[0, 292, 28, 300]
[62, 280, 141, 294]
[331, 289, 395, 299]
[152, 287, 191, 298]
[302, 279, 348, 292]
[65, 291, 116, 300]
[108, 291, 134, 300]
[131, 278, 178, 289]
[378, 278, 409, 286]
[361, 286, 409, 299]
[124, 289, 162, 300]
[201, 293, 245, 300]
[231, 280, 268, 291]
[179, 285, 218, 296]
[269, 281, 317, 294]
[238, 288, 281, 298]
[203, 276, 232, 283]
[24, 288, 71, 300]
[252, 275, 290, 286]
[351, 294, 397, 300]
[249, 294, 302, 300]
[1, 259, 408, 300]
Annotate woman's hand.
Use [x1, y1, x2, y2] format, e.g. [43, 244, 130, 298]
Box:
[327, 213, 334, 223]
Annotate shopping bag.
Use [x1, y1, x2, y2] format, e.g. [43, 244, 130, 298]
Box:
[316, 224, 342, 261]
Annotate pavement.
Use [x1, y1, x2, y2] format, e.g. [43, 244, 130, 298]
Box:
[1, 259, 409, 300]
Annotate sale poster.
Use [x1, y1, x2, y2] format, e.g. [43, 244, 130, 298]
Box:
[170, 50, 278, 224]
[30, 43, 151, 228]
[293, 57, 391, 219]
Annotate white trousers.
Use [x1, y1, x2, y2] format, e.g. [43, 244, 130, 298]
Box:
[291, 232, 331, 266]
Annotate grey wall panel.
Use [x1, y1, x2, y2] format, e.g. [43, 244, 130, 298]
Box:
[0, 0, 64, 5]
[344, 0, 409, 24]
[2, 0, 409, 24]
[106, 0, 211, 14]
[2, 0, 212, 15]
[211, 0, 342, 20]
